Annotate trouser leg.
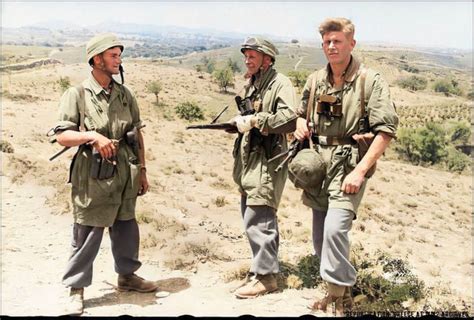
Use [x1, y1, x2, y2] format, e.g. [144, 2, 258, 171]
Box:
[62, 223, 104, 288]
[312, 209, 327, 259]
[241, 195, 279, 275]
[109, 218, 142, 275]
[320, 208, 356, 286]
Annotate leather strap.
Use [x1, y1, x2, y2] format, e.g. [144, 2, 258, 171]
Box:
[359, 68, 367, 126]
[75, 85, 86, 132]
[307, 73, 318, 129]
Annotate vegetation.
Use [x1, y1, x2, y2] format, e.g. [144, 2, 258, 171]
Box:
[394, 121, 471, 172]
[213, 67, 235, 93]
[226, 58, 241, 73]
[201, 56, 216, 74]
[288, 70, 310, 92]
[57, 76, 71, 93]
[1, 140, 14, 153]
[396, 75, 427, 91]
[146, 80, 162, 104]
[175, 101, 205, 121]
[433, 79, 462, 96]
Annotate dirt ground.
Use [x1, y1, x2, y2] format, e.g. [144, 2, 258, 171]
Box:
[1, 60, 472, 316]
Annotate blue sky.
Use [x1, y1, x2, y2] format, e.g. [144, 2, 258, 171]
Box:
[2, 1, 472, 50]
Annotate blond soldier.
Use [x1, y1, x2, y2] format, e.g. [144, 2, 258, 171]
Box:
[294, 18, 398, 316]
[52, 33, 158, 315]
[229, 37, 297, 298]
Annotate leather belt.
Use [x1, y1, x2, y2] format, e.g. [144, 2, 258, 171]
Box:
[311, 135, 356, 146]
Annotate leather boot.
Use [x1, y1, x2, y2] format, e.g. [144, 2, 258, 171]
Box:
[309, 283, 346, 317]
[117, 273, 158, 293]
[64, 287, 84, 316]
[234, 274, 278, 299]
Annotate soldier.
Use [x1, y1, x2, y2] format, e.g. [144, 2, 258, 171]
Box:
[229, 37, 297, 299]
[293, 18, 398, 316]
[51, 33, 158, 315]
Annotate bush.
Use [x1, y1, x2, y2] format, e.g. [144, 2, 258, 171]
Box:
[433, 79, 462, 96]
[288, 70, 310, 91]
[57, 76, 71, 93]
[175, 101, 205, 121]
[351, 248, 426, 312]
[445, 146, 471, 172]
[396, 75, 427, 91]
[395, 123, 447, 165]
[1, 140, 14, 153]
[296, 254, 321, 288]
[449, 121, 471, 144]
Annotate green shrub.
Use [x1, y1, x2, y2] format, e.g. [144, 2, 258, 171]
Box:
[449, 121, 471, 144]
[175, 101, 205, 121]
[288, 70, 310, 91]
[296, 254, 322, 288]
[395, 123, 447, 165]
[433, 79, 462, 96]
[445, 146, 471, 172]
[396, 75, 427, 91]
[57, 76, 71, 93]
[351, 248, 426, 312]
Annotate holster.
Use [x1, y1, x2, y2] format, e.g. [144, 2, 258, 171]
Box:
[90, 149, 117, 180]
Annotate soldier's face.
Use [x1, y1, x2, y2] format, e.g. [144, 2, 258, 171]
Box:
[100, 47, 122, 74]
[322, 31, 355, 66]
[243, 49, 264, 76]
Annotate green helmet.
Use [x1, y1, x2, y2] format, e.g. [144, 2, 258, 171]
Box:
[86, 33, 124, 65]
[288, 149, 326, 191]
[240, 37, 278, 61]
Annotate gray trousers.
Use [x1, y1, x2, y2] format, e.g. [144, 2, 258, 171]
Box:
[241, 196, 279, 275]
[312, 208, 356, 287]
[62, 219, 142, 288]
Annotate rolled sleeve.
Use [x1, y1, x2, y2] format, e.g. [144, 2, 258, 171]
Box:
[55, 87, 80, 133]
[367, 75, 399, 138]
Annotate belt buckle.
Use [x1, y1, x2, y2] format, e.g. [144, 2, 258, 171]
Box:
[319, 136, 328, 145]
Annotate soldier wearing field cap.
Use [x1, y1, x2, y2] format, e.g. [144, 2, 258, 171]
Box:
[294, 18, 398, 316]
[51, 33, 157, 315]
[229, 37, 297, 298]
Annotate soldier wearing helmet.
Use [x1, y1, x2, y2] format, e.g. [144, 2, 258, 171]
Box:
[52, 33, 157, 315]
[229, 37, 297, 298]
[294, 18, 398, 316]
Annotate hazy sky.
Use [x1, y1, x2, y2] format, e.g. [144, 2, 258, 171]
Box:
[2, 1, 472, 50]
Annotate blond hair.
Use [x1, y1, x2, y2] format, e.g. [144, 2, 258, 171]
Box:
[319, 18, 355, 39]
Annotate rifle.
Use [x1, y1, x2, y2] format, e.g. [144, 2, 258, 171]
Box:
[186, 95, 256, 132]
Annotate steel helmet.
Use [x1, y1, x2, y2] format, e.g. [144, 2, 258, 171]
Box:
[240, 37, 278, 61]
[288, 149, 327, 191]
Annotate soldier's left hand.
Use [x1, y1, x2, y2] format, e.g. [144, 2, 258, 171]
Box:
[341, 170, 365, 194]
[231, 115, 255, 133]
[138, 169, 149, 196]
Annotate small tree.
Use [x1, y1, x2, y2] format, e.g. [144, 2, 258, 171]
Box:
[433, 79, 462, 96]
[213, 67, 235, 93]
[227, 58, 241, 73]
[58, 76, 71, 93]
[201, 56, 216, 74]
[146, 80, 162, 104]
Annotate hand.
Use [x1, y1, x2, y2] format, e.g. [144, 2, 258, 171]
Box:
[89, 132, 117, 159]
[341, 169, 365, 194]
[294, 117, 310, 141]
[231, 115, 255, 133]
[138, 169, 149, 196]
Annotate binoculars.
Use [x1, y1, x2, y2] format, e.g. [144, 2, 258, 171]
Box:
[316, 94, 342, 117]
